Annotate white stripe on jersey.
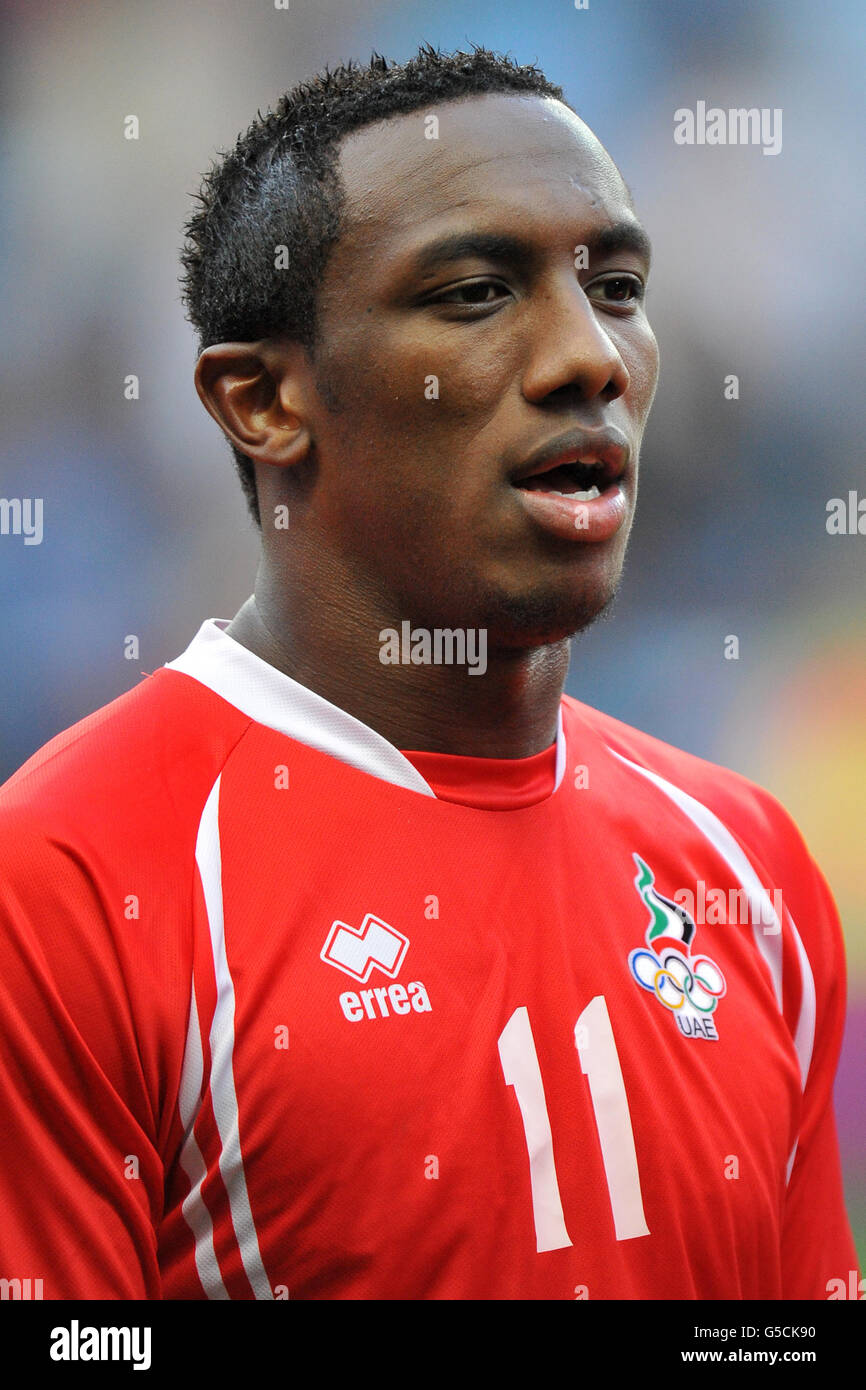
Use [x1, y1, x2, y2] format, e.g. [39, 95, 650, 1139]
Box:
[553, 705, 567, 793]
[783, 918, 819, 1183]
[177, 982, 230, 1299]
[608, 748, 817, 1182]
[194, 775, 274, 1300]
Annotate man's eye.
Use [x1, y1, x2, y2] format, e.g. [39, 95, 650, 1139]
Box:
[431, 279, 508, 307]
[586, 274, 645, 305]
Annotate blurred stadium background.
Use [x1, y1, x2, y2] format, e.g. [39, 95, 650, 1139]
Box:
[1, 0, 863, 1270]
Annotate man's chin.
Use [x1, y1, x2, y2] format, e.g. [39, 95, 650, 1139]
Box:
[481, 578, 621, 651]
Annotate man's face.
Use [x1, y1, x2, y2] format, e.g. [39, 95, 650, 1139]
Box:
[301, 92, 659, 647]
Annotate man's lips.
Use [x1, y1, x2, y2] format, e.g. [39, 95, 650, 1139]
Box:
[509, 425, 632, 544]
[513, 483, 629, 543]
[509, 425, 630, 489]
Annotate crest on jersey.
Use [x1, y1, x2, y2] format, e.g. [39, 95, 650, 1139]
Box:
[627, 854, 726, 1040]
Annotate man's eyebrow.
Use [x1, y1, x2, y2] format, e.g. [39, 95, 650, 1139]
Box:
[586, 219, 653, 266]
[408, 219, 652, 277]
[410, 232, 532, 276]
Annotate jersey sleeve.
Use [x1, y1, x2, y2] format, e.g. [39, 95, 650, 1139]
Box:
[729, 781, 860, 1299]
[776, 843, 860, 1299]
[0, 811, 165, 1298]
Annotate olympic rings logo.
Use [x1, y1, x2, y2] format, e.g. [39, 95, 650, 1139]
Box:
[628, 947, 726, 1014]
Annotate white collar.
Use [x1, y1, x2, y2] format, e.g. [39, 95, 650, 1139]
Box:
[166, 615, 567, 799]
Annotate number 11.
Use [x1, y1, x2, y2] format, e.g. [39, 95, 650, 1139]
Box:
[498, 995, 649, 1252]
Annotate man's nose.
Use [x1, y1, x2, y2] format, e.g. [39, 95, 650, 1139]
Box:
[520, 274, 630, 405]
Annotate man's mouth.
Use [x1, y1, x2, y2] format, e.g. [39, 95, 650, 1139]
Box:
[508, 430, 631, 545]
[513, 460, 606, 502]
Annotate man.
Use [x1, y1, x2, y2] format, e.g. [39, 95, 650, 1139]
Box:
[0, 46, 857, 1299]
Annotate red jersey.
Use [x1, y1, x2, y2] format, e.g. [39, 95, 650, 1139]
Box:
[0, 618, 857, 1299]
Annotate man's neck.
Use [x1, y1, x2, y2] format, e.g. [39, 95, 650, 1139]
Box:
[226, 589, 569, 760]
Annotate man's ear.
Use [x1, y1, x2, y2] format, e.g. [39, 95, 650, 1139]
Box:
[194, 339, 313, 468]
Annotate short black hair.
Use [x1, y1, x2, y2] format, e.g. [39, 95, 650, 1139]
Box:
[180, 44, 565, 525]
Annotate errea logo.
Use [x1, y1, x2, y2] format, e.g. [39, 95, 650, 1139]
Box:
[321, 913, 432, 1021]
[339, 980, 432, 1022]
[321, 913, 409, 982]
